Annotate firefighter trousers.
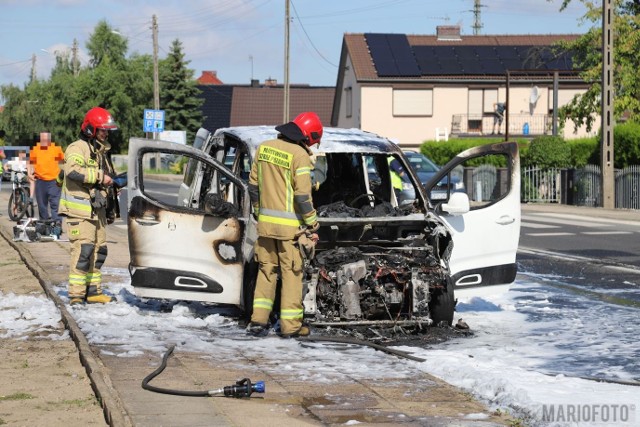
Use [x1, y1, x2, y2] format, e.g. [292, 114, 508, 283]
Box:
[251, 236, 304, 335]
[66, 210, 107, 299]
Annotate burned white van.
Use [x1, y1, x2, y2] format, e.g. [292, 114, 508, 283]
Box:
[127, 127, 520, 327]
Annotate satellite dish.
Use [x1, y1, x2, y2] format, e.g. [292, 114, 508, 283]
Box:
[529, 86, 540, 115]
[529, 86, 540, 104]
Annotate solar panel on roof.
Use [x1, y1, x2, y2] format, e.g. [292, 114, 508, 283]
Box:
[454, 46, 478, 58]
[479, 59, 504, 74]
[365, 33, 421, 77]
[432, 46, 457, 59]
[475, 46, 498, 60]
[412, 46, 438, 74]
[365, 34, 399, 76]
[385, 34, 421, 76]
[439, 58, 464, 74]
[461, 62, 484, 74]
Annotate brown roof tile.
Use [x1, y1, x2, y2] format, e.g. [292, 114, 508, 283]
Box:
[230, 86, 334, 126]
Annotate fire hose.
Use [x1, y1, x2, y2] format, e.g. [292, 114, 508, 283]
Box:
[141, 344, 265, 398]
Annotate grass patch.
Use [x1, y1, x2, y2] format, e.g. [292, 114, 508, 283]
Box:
[48, 396, 97, 407]
[0, 392, 35, 401]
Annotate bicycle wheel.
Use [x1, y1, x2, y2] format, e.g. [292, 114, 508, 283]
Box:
[8, 188, 28, 221]
[24, 190, 34, 218]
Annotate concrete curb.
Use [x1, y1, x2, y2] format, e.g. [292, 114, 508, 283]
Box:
[0, 226, 132, 427]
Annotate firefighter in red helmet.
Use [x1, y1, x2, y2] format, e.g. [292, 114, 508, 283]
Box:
[59, 107, 118, 305]
[247, 112, 323, 337]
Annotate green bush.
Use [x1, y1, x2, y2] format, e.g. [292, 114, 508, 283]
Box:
[614, 121, 640, 168]
[421, 137, 527, 166]
[421, 128, 640, 170]
[567, 137, 598, 167]
[523, 136, 571, 169]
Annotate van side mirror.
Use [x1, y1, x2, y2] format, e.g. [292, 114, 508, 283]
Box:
[441, 192, 470, 215]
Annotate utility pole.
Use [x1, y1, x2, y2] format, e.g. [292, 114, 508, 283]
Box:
[152, 14, 160, 140]
[71, 39, 80, 77]
[283, 0, 290, 123]
[30, 54, 37, 83]
[601, 0, 614, 208]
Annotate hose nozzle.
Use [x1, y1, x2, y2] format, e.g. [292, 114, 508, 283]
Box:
[210, 378, 265, 398]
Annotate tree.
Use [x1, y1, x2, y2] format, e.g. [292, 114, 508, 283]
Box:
[159, 39, 203, 144]
[555, 0, 640, 131]
[0, 83, 46, 145]
[86, 20, 128, 69]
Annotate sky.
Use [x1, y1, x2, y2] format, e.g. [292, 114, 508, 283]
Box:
[0, 0, 591, 91]
[2, 268, 639, 426]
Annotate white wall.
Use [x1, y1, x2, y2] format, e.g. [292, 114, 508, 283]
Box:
[336, 55, 360, 129]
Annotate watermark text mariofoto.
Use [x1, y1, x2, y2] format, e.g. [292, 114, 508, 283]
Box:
[542, 403, 636, 424]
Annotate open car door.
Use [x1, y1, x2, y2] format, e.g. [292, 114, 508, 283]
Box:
[127, 138, 253, 305]
[426, 142, 521, 297]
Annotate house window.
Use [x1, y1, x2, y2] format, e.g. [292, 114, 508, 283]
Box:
[345, 87, 353, 118]
[468, 90, 483, 132]
[393, 89, 433, 116]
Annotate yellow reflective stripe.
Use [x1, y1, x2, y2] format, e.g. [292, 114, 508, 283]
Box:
[69, 274, 86, 285]
[253, 298, 273, 310]
[87, 272, 101, 283]
[280, 308, 303, 320]
[60, 198, 92, 212]
[260, 208, 302, 220]
[295, 167, 310, 176]
[304, 213, 317, 225]
[258, 145, 293, 168]
[258, 214, 303, 227]
[285, 169, 293, 212]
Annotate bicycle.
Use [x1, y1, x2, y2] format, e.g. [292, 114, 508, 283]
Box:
[7, 169, 34, 221]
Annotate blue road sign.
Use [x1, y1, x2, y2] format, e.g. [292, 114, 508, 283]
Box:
[143, 109, 165, 133]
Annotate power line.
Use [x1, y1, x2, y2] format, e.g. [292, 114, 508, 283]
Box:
[290, 0, 337, 68]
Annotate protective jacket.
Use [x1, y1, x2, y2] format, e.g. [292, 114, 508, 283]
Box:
[249, 137, 317, 240]
[59, 137, 113, 219]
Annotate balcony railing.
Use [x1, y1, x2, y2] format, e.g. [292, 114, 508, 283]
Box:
[451, 114, 551, 137]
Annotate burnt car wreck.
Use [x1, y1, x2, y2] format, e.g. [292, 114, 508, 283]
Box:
[127, 127, 521, 333]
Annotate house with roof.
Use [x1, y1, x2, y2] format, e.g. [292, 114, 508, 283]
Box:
[196, 72, 334, 133]
[331, 26, 596, 149]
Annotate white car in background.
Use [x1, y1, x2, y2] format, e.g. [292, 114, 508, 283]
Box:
[127, 127, 520, 328]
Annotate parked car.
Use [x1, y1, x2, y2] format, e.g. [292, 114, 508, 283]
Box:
[403, 151, 464, 201]
[126, 127, 521, 328]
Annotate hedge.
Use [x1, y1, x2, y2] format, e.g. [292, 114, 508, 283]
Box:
[419, 121, 639, 169]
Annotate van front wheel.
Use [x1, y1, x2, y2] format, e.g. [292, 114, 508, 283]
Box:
[428, 277, 455, 326]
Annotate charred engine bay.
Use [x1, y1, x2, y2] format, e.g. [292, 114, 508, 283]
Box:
[295, 199, 461, 344]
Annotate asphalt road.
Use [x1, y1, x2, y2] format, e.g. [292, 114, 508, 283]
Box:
[518, 204, 640, 306]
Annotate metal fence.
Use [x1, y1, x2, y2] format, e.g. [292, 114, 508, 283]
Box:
[521, 167, 562, 203]
[451, 114, 549, 136]
[521, 165, 640, 210]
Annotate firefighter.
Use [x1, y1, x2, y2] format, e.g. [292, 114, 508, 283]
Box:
[59, 107, 118, 305]
[247, 112, 323, 337]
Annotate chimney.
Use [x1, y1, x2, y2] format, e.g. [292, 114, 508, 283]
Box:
[436, 25, 462, 41]
[251, 79, 260, 87]
[264, 78, 277, 87]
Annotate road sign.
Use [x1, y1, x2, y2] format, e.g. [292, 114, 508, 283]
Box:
[143, 109, 165, 133]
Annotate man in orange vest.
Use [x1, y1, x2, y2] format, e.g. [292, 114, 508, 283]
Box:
[29, 132, 64, 222]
